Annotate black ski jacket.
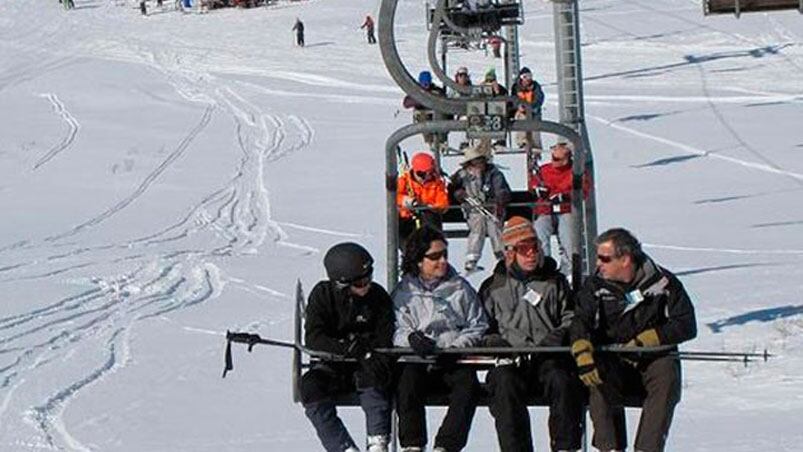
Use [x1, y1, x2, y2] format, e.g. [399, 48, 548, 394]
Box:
[479, 257, 574, 347]
[304, 280, 395, 356]
[569, 257, 697, 347]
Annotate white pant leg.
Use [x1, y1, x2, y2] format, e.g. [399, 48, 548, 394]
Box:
[555, 213, 573, 276]
[465, 211, 486, 264]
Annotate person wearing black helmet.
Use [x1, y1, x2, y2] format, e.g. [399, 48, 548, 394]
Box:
[301, 243, 395, 452]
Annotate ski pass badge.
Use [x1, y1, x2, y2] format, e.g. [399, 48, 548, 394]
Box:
[623, 289, 644, 312]
[522, 288, 543, 307]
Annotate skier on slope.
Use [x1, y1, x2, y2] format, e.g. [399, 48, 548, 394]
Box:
[569, 228, 697, 452]
[292, 17, 305, 47]
[301, 243, 394, 452]
[360, 14, 376, 44]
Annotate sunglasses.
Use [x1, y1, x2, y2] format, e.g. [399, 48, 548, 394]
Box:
[456, 73, 469, 77]
[423, 249, 448, 261]
[512, 240, 538, 256]
[596, 254, 616, 264]
[334, 270, 373, 290]
[414, 170, 434, 180]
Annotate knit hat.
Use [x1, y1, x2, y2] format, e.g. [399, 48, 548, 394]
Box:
[485, 68, 496, 81]
[502, 216, 537, 247]
[411, 152, 435, 173]
[418, 70, 432, 87]
[456, 66, 469, 76]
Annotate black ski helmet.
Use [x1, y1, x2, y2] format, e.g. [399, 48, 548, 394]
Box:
[323, 242, 374, 284]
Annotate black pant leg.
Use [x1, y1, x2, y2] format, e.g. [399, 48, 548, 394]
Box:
[487, 365, 533, 452]
[588, 356, 635, 450]
[538, 358, 585, 451]
[396, 364, 430, 449]
[433, 366, 479, 452]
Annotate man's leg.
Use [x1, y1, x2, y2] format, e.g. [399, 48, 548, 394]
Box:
[301, 369, 358, 452]
[533, 214, 554, 260]
[487, 365, 533, 452]
[359, 386, 392, 449]
[396, 364, 429, 450]
[633, 356, 682, 452]
[588, 357, 630, 451]
[465, 211, 486, 270]
[538, 359, 584, 452]
[433, 366, 479, 451]
[555, 214, 573, 276]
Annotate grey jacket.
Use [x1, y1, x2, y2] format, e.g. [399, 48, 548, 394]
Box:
[392, 266, 488, 348]
[449, 163, 511, 206]
[479, 258, 574, 347]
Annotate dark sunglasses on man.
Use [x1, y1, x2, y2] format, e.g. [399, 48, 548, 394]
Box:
[334, 269, 373, 290]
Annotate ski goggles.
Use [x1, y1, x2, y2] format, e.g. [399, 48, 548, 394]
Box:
[510, 238, 539, 256]
[414, 170, 436, 180]
[335, 269, 374, 290]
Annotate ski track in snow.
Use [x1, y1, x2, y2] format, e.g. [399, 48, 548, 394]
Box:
[34, 93, 80, 170]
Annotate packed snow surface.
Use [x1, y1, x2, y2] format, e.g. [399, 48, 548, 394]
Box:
[1, 0, 802, 450]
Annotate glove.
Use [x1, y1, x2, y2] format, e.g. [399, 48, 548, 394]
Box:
[345, 337, 370, 360]
[533, 186, 549, 199]
[494, 203, 506, 219]
[408, 331, 436, 358]
[626, 328, 661, 348]
[402, 196, 417, 210]
[571, 339, 602, 387]
[482, 334, 511, 348]
[453, 188, 467, 203]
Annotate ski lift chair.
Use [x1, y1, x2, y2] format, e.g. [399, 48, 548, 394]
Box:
[704, 0, 803, 17]
[427, 0, 524, 34]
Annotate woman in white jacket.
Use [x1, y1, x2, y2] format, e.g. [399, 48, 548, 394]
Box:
[392, 226, 488, 452]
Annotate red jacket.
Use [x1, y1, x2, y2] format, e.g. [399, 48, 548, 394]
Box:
[397, 172, 449, 220]
[530, 161, 590, 215]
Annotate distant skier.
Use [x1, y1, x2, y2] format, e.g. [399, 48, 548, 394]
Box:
[292, 17, 305, 47]
[301, 243, 394, 452]
[156, 0, 163, 7]
[570, 228, 698, 452]
[139, 0, 147, 15]
[489, 35, 502, 58]
[361, 14, 376, 44]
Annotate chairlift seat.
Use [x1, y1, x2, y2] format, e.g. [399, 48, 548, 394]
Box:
[429, 3, 523, 33]
[704, 0, 803, 15]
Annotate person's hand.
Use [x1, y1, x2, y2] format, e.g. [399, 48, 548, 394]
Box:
[482, 334, 511, 348]
[533, 186, 549, 199]
[359, 355, 393, 388]
[402, 196, 417, 210]
[572, 339, 602, 387]
[453, 188, 467, 203]
[408, 331, 436, 358]
[345, 337, 370, 360]
[626, 328, 661, 348]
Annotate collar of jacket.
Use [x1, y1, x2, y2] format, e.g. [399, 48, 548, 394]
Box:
[492, 256, 559, 283]
[593, 256, 665, 295]
[408, 265, 459, 292]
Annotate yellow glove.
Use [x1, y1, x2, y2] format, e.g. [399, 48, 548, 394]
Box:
[571, 339, 602, 387]
[626, 328, 661, 348]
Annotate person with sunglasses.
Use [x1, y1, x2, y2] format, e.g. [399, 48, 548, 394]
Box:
[449, 140, 512, 273]
[531, 142, 591, 277]
[569, 228, 697, 452]
[397, 152, 450, 246]
[478, 216, 583, 452]
[301, 243, 395, 452]
[512, 66, 545, 150]
[392, 226, 488, 452]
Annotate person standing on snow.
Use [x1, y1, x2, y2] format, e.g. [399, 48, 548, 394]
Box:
[292, 17, 305, 47]
[392, 226, 488, 452]
[479, 216, 584, 452]
[569, 228, 697, 452]
[397, 152, 449, 247]
[531, 142, 591, 277]
[361, 14, 376, 44]
[448, 140, 511, 273]
[139, 0, 147, 15]
[301, 243, 395, 452]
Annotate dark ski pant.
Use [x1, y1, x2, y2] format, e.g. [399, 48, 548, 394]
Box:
[367, 30, 376, 44]
[399, 212, 443, 249]
[486, 358, 584, 452]
[589, 355, 682, 452]
[396, 364, 479, 452]
[296, 32, 305, 47]
[301, 366, 391, 452]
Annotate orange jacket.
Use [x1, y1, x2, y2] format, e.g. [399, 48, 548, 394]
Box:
[397, 171, 449, 220]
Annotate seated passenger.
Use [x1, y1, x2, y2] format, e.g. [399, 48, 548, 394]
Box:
[479, 216, 583, 452]
[301, 243, 395, 452]
[403, 71, 446, 147]
[481, 67, 508, 97]
[397, 152, 450, 246]
[530, 142, 590, 277]
[393, 226, 488, 452]
[511, 66, 545, 150]
[449, 141, 511, 273]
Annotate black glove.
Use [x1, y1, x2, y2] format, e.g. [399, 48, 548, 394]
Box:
[408, 331, 436, 357]
[482, 334, 511, 348]
[453, 188, 468, 204]
[345, 337, 370, 360]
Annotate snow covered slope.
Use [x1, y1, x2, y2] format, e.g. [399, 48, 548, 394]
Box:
[0, 0, 801, 450]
